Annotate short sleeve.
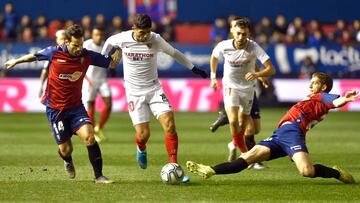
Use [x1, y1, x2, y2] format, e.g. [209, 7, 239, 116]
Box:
[322, 93, 340, 105]
[34, 46, 58, 61]
[252, 41, 270, 64]
[212, 41, 224, 58]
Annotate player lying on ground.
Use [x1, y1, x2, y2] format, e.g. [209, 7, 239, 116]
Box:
[187, 72, 358, 184]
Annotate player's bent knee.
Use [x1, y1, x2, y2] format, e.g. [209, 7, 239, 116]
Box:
[83, 135, 96, 145]
[58, 146, 72, 157]
[165, 125, 176, 135]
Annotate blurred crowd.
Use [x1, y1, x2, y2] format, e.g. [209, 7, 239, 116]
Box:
[210, 15, 360, 47]
[1, 2, 359, 47]
[0, 3, 175, 43]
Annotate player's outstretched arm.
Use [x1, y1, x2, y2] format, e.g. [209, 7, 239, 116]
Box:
[333, 90, 360, 107]
[4, 54, 36, 69]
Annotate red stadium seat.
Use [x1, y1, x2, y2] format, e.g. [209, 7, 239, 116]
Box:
[175, 24, 212, 44]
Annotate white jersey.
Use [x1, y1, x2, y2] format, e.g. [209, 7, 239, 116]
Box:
[84, 39, 107, 82]
[212, 39, 269, 89]
[102, 30, 193, 95]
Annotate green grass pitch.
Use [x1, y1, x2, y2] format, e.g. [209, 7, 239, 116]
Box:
[0, 109, 359, 202]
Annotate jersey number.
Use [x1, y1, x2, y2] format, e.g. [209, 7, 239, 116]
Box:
[129, 101, 135, 111]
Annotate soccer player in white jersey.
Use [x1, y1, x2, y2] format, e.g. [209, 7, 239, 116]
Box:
[84, 26, 112, 142]
[210, 17, 276, 159]
[101, 14, 208, 183]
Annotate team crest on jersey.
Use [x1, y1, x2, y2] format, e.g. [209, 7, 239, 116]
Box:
[59, 71, 82, 82]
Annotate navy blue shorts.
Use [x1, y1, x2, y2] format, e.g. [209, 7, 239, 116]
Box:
[250, 93, 260, 119]
[46, 104, 91, 144]
[257, 122, 308, 160]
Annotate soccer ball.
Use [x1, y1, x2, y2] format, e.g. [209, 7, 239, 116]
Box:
[160, 163, 184, 185]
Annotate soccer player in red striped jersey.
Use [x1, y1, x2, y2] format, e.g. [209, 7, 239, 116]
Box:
[187, 72, 358, 184]
[5, 24, 120, 184]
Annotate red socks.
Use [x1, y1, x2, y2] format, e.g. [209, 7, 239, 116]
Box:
[87, 108, 95, 126]
[165, 133, 178, 163]
[232, 130, 247, 153]
[135, 134, 146, 151]
[99, 107, 111, 129]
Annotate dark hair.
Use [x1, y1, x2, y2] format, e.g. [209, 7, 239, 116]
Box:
[133, 14, 152, 29]
[65, 24, 84, 40]
[312, 72, 333, 92]
[93, 25, 105, 32]
[233, 17, 250, 29]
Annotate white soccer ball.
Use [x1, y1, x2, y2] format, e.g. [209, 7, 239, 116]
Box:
[160, 163, 184, 185]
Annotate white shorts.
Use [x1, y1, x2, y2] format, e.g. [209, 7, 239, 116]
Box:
[87, 80, 111, 102]
[223, 86, 254, 115]
[126, 86, 173, 125]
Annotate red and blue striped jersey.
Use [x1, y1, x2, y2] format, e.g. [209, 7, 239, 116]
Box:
[35, 45, 111, 110]
[278, 93, 339, 136]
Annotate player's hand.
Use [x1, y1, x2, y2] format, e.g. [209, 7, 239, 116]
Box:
[192, 66, 208, 78]
[4, 59, 18, 69]
[245, 72, 257, 81]
[344, 90, 359, 102]
[211, 78, 218, 91]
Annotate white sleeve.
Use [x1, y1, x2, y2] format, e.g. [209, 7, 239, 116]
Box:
[211, 41, 223, 58]
[101, 35, 118, 55]
[157, 35, 194, 70]
[253, 42, 270, 64]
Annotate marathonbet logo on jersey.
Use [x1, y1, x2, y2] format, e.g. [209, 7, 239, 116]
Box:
[125, 52, 154, 61]
[59, 71, 82, 82]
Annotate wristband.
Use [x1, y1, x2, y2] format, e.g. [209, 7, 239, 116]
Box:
[210, 72, 216, 79]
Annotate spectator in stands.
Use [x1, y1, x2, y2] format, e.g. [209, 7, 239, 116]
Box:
[36, 26, 50, 43]
[287, 17, 305, 39]
[64, 19, 74, 29]
[307, 30, 323, 46]
[210, 17, 228, 44]
[274, 14, 288, 35]
[338, 30, 353, 46]
[151, 20, 161, 34]
[34, 15, 50, 42]
[108, 16, 123, 35]
[3, 2, 17, 41]
[81, 15, 92, 40]
[17, 15, 33, 43]
[47, 19, 62, 40]
[307, 19, 320, 35]
[350, 20, 360, 43]
[299, 56, 316, 79]
[95, 13, 107, 28]
[334, 19, 346, 42]
[269, 31, 284, 44]
[295, 30, 307, 45]
[159, 16, 175, 42]
[255, 16, 274, 39]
